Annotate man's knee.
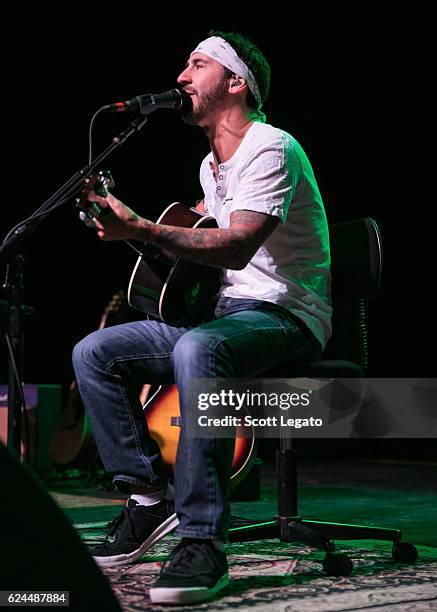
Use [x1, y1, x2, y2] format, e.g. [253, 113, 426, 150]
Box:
[72, 330, 105, 369]
[171, 328, 232, 375]
[172, 330, 212, 367]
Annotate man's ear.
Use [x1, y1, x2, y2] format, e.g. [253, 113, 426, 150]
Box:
[230, 75, 245, 88]
[229, 76, 248, 100]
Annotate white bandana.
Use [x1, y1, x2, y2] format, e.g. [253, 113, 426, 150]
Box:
[191, 36, 262, 110]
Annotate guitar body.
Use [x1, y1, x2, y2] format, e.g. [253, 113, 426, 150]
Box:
[48, 380, 99, 469]
[144, 384, 256, 489]
[127, 202, 221, 322]
[50, 379, 256, 487]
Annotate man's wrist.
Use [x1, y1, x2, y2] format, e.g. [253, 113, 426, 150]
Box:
[135, 217, 154, 240]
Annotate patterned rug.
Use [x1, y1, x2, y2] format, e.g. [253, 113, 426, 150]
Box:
[79, 531, 437, 611]
[58, 461, 437, 611]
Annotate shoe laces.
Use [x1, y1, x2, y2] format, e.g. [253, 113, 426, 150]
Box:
[105, 499, 137, 542]
[160, 539, 217, 576]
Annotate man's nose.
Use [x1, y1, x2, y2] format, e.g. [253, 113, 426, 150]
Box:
[177, 67, 191, 86]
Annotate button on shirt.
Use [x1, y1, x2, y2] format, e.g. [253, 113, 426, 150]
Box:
[200, 121, 332, 349]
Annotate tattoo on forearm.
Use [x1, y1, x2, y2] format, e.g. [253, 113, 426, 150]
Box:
[136, 210, 279, 270]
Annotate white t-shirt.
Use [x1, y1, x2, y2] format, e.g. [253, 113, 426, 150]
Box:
[200, 121, 332, 349]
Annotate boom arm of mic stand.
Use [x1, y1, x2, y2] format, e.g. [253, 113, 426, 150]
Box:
[0, 111, 148, 459]
[0, 112, 149, 261]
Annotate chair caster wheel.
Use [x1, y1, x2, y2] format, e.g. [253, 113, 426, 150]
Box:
[322, 552, 353, 576]
[392, 542, 418, 563]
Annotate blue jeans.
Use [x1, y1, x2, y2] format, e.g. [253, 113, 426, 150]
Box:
[72, 297, 321, 541]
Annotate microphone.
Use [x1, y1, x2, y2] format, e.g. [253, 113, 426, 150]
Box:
[101, 88, 190, 115]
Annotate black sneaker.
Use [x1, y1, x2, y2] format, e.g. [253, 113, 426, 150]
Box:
[149, 538, 229, 605]
[91, 498, 178, 568]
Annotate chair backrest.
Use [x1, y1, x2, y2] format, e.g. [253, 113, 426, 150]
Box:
[323, 218, 383, 371]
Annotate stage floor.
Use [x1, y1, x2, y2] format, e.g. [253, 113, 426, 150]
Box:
[48, 459, 437, 611]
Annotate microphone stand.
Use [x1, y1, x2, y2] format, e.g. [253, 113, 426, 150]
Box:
[0, 111, 149, 460]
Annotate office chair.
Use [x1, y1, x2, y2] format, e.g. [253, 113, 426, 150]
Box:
[228, 217, 418, 575]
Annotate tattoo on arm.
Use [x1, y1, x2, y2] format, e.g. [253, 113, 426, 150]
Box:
[136, 209, 280, 269]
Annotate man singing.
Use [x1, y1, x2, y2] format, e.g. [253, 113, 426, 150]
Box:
[73, 30, 331, 605]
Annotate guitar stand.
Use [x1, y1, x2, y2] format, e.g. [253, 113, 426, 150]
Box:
[228, 435, 419, 575]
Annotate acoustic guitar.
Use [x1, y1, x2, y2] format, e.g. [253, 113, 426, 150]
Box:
[71, 174, 256, 485]
[48, 291, 125, 469]
[76, 171, 221, 323]
[144, 385, 256, 488]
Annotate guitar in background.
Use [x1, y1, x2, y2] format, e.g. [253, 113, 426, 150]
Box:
[48, 291, 126, 469]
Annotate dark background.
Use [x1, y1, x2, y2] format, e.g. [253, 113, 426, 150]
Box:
[1, 12, 434, 459]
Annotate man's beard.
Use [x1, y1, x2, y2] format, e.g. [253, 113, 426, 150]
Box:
[182, 78, 229, 125]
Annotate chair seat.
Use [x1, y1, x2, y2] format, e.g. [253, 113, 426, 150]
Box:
[263, 359, 364, 378]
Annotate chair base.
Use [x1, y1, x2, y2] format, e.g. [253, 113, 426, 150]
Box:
[229, 516, 418, 575]
[229, 516, 401, 549]
[228, 446, 419, 575]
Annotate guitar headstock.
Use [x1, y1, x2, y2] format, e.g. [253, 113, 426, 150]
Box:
[106, 289, 126, 315]
[98, 289, 126, 329]
[76, 170, 115, 227]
